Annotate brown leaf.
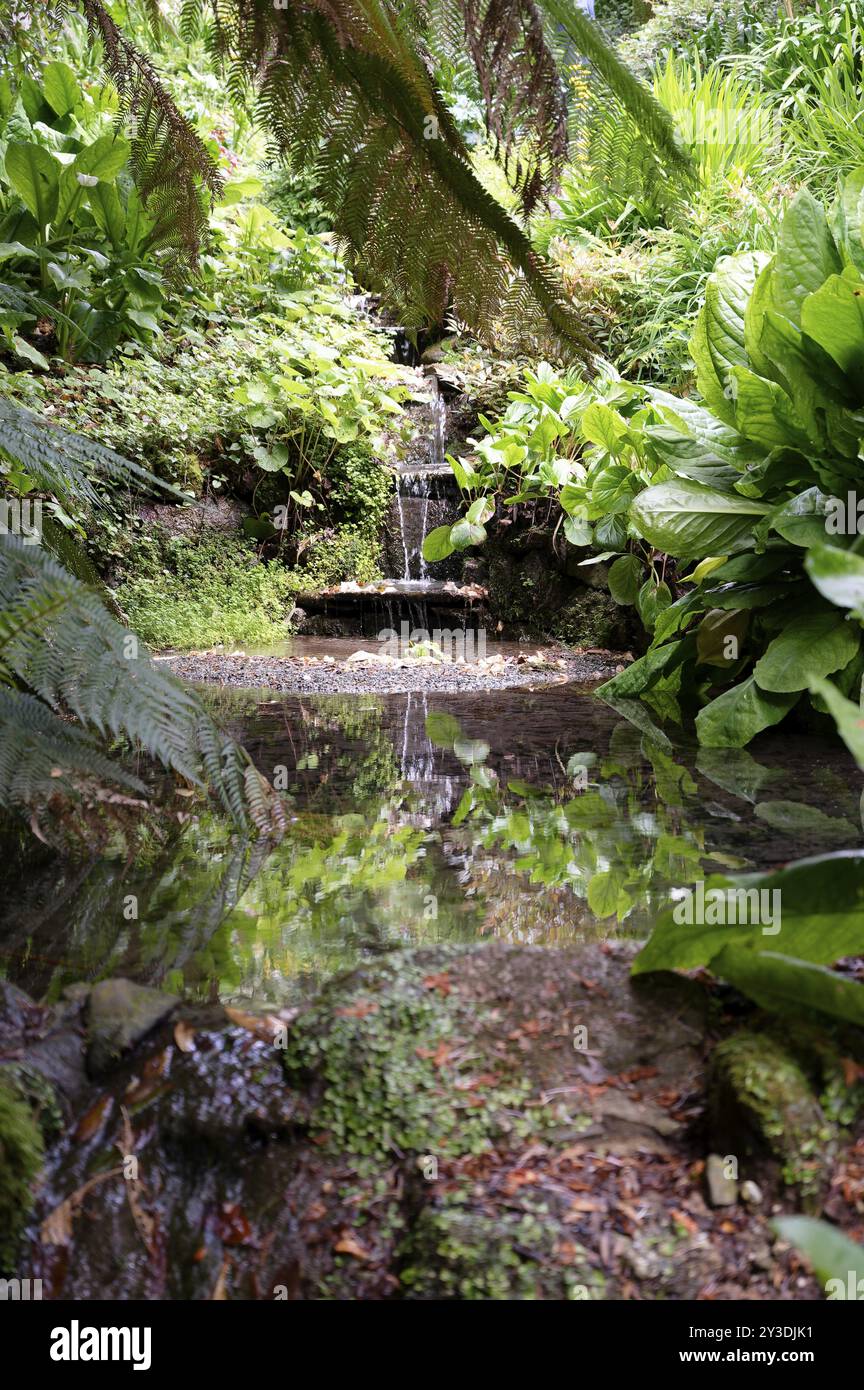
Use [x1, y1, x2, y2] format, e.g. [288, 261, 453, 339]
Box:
[336, 1000, 379, 1019]
[333, 1231, 371, 1261]
[422, 973, 452, 996]
[174, 1020, 197, 1053]
[215, 1202, 253, 1247]
[40, 1167, 124, 1246]
[224, 1006, 286, 1043]
[73, 1095, 113, 1144]
[211, 1257, 230, 1300]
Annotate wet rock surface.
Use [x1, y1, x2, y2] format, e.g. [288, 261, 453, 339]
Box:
[5, 943, 858, 1299]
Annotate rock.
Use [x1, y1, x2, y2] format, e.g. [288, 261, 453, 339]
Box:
[706, 1153, 738, 1207]
[741, 1179, 764, 1204]
[709, 1031, 831, 1208]
[87, 979, 178, 1078]
[0, 1076, 44, 1269]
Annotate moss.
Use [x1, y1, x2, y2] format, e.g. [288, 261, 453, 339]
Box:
[113, 528, 295, 650]
[551, 590, 634, 649]
[0, 1075, 44, 1271]
[290, 444, 393, 590]
[291, 524, 385, 591]
[399, 1203, 604, 1300]
[709, 1031, 832, 1204]
[282, 950, 538, 1170]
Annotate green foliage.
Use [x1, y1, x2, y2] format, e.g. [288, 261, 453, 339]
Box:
[0, 62, 173, 364]
[113, 528, 295, 650]
[773, 1216, 864, 1294]
[745, 0, 864, 196]
[620, 0, 781, 75]
[599, 172, 864, 745]
[536, 53, 777, 243]
[423, 360, 675, 609]
[0, 1075, 43, 1271]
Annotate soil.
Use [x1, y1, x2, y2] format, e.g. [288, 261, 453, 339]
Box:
[8, 941, 862, 1300]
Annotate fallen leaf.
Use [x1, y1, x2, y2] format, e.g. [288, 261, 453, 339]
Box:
[423, 973, 452, 996]
[333, 1231, 371, 1261]
[73, 1095, 113, 1144]
[174, 1020, 197, 1053]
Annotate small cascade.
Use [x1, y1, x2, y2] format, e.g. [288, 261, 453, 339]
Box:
[387, 372, 462, 583]
[297, 366, 486, 637]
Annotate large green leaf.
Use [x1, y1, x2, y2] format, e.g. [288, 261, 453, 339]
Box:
[597, 634, 695, 699]
[631, 480, 768, 560]
[729, 364, 810, 451]
[773, 1217, 864, 1291]
[771, 189, 842, 328]
[753, 607, 860, 692]
[42, 61, 81, 118]
[711, 946, 864, 1025]
[4, 141, 59, 228]
[608, 554, 642, 605]
[806, 543, 864, 614]
[690, 252, 767, 427]
[634, 851, 864, 976]
[808, 677, 864, 768]
[695, 675, 798, 747]
[799, 275, 864, 394]
[769, 488, 831, 548]
[422, 524, 455, 563]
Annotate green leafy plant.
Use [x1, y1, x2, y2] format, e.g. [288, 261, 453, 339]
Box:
[0, 397, 280, 840]
[0, 63, 175, 364]
[422, 360, 676, 626]
[600, 171, 864, 745]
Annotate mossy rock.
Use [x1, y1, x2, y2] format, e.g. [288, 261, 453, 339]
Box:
[87, 979, 178, 1078]
[709, 1031, 833, 1206]
[551, 589, 635, 650]
[0, 1076, 44, 1271]
[281, 949, 537, 1167]
[398, 1203, 604, 1300]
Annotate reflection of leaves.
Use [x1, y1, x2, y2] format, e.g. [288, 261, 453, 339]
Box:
[754, 800, 857, 845]
[696, 747, 775, 804]
[425, 711, 463, 747]
[454, 739, 489, 766]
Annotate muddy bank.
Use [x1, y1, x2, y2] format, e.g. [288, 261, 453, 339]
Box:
[6, 942, 862, 1300]
[159, 648, 626, 694]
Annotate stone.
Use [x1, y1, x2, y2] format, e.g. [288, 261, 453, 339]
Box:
[706, 1153, 738, 1207]
[709, 1031, 831, 1207]
[740, 1179, 764, 1204]
[87, 979, 178, 1078]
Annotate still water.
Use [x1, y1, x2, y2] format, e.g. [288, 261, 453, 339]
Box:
[1, 681, 861, 1006]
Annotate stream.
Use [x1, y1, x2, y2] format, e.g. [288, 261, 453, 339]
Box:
[2, 676, 861, 1011]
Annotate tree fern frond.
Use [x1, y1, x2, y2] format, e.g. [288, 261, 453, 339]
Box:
[0, 533, 280, 834]
[0, 398, 185, 509]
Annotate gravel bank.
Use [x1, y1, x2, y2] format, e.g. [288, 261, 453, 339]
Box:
[160, 648, 627, 694]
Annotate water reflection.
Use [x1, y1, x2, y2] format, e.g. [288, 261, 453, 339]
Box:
[1, 683, 861, 1007]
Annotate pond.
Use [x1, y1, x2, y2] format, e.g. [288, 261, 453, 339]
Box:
[1, 675, 861, 1010]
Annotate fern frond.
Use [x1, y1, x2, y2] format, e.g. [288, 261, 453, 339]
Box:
[0, 533, 279, 834]
[0, 398, 184, 509]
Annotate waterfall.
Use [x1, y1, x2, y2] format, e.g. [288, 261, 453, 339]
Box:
[392, 373, 448, 581]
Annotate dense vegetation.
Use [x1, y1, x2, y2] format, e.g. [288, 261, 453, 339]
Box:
[1, 0, 864, 1302]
